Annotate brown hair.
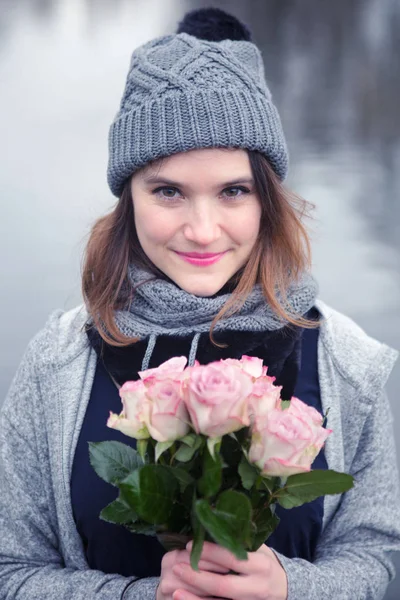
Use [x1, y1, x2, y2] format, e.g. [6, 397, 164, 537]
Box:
[82, 151, 319, 346]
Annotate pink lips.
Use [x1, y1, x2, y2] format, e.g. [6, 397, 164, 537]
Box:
[175, 251, 227, 266]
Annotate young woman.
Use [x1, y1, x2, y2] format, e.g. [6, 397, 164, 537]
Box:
[1, 8, 399, 600]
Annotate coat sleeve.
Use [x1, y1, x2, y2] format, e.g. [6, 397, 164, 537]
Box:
[0, 342, 159, 600]
[272, 389, 400, 600]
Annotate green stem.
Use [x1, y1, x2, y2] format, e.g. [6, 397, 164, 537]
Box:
[268, 485, 287, 504]
[169, 443, 177, 465]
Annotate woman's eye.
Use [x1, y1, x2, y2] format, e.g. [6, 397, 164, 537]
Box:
[221, 186, 250, 198]
[153, 187, 182, 199]
[152, 185, 250, 200]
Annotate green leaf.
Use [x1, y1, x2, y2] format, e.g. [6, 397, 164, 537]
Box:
[190, 509, 205, 571]
[182, 482, 197, 511]
[197, 447, 222, 498]
[168, 467, 195, 494]
[88, 441, 143, 486]
[260, 476, 277, 494]
[238, 456, 258, 490]
[254, 505, 278, 532]
[180, 433, 197, 448]
[206, 437, 221, 460]
[126, 522, 158, 536]
[100, 496, 138, 524]
[175, 437, 203, 462]
[277, 469, 354, 509]
[216, 490, 252, 545]
[280, 400, 291, 410]
[174, 444, 198, 462]
[195, 499, 247, 560]
[251, 506, 280, 550]
[155, 441, 174, 462]
[119, 464, 178, 524]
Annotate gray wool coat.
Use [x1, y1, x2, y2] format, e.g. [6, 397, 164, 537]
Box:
[1, 299, 400, 599]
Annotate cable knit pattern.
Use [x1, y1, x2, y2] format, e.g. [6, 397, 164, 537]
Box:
[113, 265, 319, 338]
[107, 33, 288, 196]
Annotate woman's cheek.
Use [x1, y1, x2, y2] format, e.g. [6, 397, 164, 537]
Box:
[224, 201, 261, 245]
[136, 205, 182, 246]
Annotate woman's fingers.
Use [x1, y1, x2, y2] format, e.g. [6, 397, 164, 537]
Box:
[159, 550, 228, 599]
[173, 564, 238, 599]
[163, 548, 229, 573]
[173, 544, 287, 600]
[158, 573, 216, 599]
[175, 554, 230, 574]
[186, 541, 256, 575]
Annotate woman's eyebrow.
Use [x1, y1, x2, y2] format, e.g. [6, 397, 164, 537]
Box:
[142, 175, 255, 187]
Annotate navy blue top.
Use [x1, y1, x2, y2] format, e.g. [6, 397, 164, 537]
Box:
[71, 311, 327, 577]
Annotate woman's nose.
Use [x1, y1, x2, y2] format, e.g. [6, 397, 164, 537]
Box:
[183, 204, 222, 246]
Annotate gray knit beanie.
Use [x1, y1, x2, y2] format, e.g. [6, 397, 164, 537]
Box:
[107, 9, 289, 197]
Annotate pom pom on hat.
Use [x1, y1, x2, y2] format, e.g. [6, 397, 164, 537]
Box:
[177, 7, 252, 42]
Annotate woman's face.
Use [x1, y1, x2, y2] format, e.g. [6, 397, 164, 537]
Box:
[131, 148, 262, 297]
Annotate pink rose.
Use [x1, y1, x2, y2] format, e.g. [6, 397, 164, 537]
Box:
[107, 380, 150, 439]
[239, 355, 265, 378]
[287, 396, 324, 427]
[221, 356, 268, 379]
[138, 356, 187, 382]
[249, 399, 332, 477]
[220, 358, 280, 424]
[183, 361, 253, 438]
[144, 378, 190, 442]
[248, 375, 282, 423]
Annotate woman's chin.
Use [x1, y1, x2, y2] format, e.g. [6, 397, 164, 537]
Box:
[166, 272, 232, 297]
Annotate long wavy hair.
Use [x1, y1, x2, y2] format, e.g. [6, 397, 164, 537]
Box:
[82, 150, 319, 346]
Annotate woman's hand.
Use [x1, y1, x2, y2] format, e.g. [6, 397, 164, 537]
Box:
[170, 542, 288, 600]
[156, 548, 230, 600]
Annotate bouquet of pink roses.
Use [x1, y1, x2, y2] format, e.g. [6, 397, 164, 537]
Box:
[89, 355, 353, 570]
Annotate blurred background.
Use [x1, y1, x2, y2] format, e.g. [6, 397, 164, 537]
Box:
[0, 0, 399, 595]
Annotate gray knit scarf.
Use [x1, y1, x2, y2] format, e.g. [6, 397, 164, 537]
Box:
[113, 265, 319, 370]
